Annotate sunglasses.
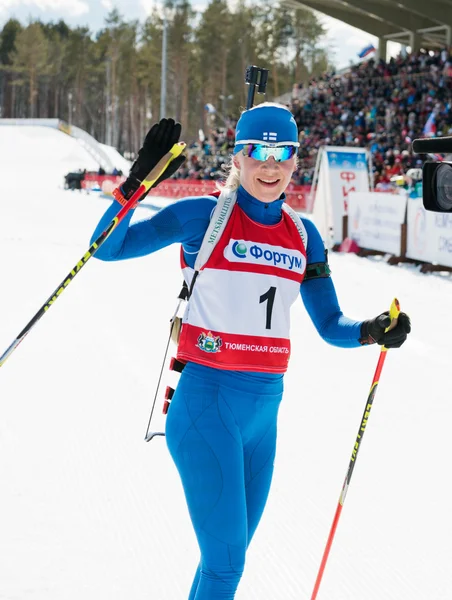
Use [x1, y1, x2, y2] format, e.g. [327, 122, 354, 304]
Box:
[242, 144, 298, 162]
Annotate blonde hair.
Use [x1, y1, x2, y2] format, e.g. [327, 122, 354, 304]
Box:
[216, 155, 241, 192]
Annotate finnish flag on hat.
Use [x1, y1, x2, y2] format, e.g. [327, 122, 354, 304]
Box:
[233, 102, 299, 153]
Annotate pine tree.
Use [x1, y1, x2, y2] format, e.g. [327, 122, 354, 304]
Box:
[9, 22, 49, 117]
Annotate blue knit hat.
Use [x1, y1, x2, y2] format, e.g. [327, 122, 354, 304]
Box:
[233, 102, 299, 154]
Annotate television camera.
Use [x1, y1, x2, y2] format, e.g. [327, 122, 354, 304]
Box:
[412, 136, 452, 212]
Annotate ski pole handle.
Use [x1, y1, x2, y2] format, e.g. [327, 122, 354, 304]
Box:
[122, 141, 186, 207]
[0, 142, 186, 368]
[382, 298, 400, 351]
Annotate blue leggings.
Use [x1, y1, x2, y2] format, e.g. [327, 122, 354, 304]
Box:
[165, 362, 283, 600]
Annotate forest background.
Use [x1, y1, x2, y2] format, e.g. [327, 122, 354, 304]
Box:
[0, 0, 332, 153]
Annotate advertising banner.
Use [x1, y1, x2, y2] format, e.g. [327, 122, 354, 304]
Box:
[406, 195, 452, 267]
[348, 191, 407, 255]
[313, 146, 370, 246]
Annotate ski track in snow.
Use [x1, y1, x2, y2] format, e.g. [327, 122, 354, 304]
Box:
[1, 126, 451, 599]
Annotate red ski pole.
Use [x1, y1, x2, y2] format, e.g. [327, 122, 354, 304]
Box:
[310, 298, 400, 600]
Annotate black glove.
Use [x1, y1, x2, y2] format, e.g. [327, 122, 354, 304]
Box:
[359, 312, 411, 348]
[119, 118, 186, 203]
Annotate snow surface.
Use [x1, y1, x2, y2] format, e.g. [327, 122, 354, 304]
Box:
[1, 125, 451, 599]
[99, 142, 132, 174]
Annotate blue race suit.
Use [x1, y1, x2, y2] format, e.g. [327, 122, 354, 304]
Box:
[90, 185, 363, 599]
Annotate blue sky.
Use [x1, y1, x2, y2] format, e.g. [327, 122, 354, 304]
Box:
[0, 0, 394, 69]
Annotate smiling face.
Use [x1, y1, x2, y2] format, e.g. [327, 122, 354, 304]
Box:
[233, 151, 297, 203]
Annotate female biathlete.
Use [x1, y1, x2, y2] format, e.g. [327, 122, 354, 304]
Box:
[90, 103, 411, 600]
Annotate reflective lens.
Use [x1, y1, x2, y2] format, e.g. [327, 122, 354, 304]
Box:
[435, 163, 452, 211]
[242, 144, 297, 162]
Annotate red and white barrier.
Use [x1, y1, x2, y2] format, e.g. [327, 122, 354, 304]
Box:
[82, 173, 125, 194]
[148, 180, 311, 211]
[82, 174, 312, 211]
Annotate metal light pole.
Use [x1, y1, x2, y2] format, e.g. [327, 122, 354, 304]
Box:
[106, 58, 112, 146]
[160, 12, 168, 119]
[68, 92, 73, 126]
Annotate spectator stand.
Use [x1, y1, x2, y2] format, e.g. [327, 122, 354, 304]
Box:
[290, 51, 452, 192]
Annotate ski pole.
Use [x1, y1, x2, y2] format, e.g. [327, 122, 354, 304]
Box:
[0, 142, 186, 369]
[310, 298, 400, 600]
[144, 287, 187, 443]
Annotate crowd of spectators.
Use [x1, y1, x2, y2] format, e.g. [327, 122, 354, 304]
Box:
[173, 126, 236, 182]
[173, 48, 452, 190]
